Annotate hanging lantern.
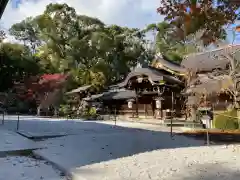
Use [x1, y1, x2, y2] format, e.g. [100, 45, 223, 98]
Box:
[137, 76, 143, 83]
[128, 100, 133, 109]
[155, 97, 164, 109]
[156, 99, 161, 109]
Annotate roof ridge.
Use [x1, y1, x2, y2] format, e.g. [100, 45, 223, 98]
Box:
[184, 44, 240, 58]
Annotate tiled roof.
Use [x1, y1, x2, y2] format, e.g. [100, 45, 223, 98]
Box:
[115, 66, 183, 88]
[153, 54, 187, 75]
[185, 74, 233, 95]
[83, 89, 136, 101]
[181, 44, 240, 72]
[66, 85, 92, 94]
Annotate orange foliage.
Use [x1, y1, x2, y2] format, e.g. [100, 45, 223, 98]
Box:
[236, 25, 240, 32]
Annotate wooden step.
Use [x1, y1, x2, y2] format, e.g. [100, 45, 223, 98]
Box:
[163, 120, 203, 128]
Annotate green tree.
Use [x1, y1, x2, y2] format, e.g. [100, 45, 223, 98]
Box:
[9, 17, 41, 52]
[10, 3, 152, 90]
[0, 43, 40, 92]
[0, 29, 6, 42]
[144, 21, 198, 63]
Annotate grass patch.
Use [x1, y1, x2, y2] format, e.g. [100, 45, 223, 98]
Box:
[182, 129, 240, 135]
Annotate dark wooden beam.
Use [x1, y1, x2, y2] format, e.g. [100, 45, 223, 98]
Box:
[0, 0, 9, 19]
[229, 0, 240, 5]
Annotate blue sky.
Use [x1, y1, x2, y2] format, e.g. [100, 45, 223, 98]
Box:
[11, 0, 21, 8]
[1, 0, 240, 44]
[226, 23, 240, 44]
[1, 0, 163, 29]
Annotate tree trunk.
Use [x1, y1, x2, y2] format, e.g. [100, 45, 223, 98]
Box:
[190, 106, 197, 122]
[54, 107, 58, 117]
[37, 106, 41, 116]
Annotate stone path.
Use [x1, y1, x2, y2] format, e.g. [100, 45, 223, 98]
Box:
[0, 129, 40, 155]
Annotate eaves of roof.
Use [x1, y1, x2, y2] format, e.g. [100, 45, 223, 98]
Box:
[0, 0, 9, 19]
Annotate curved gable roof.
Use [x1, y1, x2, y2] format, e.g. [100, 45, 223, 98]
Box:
[153, 54, 187, 75]
[116, 66, 183, 88]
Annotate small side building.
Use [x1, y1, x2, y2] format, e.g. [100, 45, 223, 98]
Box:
[181, 45, 240, 115]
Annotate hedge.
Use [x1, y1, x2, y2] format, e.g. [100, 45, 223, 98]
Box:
[213, 109, 239, 130]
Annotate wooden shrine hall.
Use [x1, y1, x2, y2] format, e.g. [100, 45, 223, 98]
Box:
[85, 61, 185, 120]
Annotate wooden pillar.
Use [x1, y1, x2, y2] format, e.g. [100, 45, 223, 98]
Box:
[170, 91, 174, 137]
[144, 104, 146, 117]
[160, 99, 163, 119]
[135, 91, 139, 118]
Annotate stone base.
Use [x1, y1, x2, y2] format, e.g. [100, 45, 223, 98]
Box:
[17, 130, 67, 140]
[0, 130, 40, 156]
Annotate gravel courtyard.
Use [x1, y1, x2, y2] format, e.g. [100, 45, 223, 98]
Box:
[0, 116, 240, 180]
[0, 156, 66, 180]
[72, 145, 240, 180]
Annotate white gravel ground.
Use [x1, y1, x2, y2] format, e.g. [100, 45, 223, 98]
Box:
[0, 156, 66, 180]
[1, 116, 240, 180]
[72, 144, 240, 180]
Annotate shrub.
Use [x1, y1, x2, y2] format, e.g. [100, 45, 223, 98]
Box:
[59, 104, 71, 117]
[82, 107, 98, 120]
[88, 107, 96, 116]
[213, 109, 239, 130]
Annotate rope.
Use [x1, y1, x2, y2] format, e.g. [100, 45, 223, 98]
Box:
[213, 112, 240, 120]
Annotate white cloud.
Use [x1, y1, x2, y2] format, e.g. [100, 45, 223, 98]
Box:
[0, 0, 163, 31]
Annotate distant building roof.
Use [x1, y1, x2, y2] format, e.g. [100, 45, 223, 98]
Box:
[66, 85, 92, 95]
[184, 74, 233, 96]
[181, 44, 240, 72]
[83, 89, 136, 101]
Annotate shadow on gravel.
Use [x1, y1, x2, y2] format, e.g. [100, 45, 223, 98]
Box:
[0, 115, 209, 170]
[176, 163, 240, 180]
[179, 132, 240, 145]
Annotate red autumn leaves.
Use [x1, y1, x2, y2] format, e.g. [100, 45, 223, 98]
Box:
[15, 73, 68, 101]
